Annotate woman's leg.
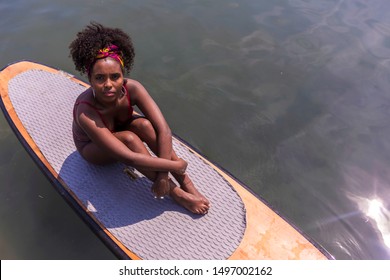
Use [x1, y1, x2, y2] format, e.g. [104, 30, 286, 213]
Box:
[80, 129, 209, 214]
[128, 118, 210, 206]
[80, 130, 158, 181]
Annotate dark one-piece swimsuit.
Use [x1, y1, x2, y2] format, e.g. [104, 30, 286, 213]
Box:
[72, 85, 134, 152]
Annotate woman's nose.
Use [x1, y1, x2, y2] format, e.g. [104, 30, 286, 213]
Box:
[104, 79, 113, 88]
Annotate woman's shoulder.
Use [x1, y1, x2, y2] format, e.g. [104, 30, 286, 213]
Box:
[124, 78, 146, 91]
[75, 88, 93, 103]
[74, 89, 100, 116]
[124, 79, 149, 103]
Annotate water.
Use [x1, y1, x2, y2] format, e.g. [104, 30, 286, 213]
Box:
[1, 0, 390, 259]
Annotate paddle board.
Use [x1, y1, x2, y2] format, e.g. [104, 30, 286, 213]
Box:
[0, 61, 331, 259]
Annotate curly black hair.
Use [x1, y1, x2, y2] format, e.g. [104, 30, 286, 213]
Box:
[69, 22, 135, 76]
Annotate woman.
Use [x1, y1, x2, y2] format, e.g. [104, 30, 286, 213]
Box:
[70, 22, 209, 214]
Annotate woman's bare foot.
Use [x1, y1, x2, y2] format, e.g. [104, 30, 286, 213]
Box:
[168, 180, 209, 215]
[173, 173, 210, 207]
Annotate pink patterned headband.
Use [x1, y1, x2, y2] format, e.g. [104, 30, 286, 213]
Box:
[88, 44, 124, 74]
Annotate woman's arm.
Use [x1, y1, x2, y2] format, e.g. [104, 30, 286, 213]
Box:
[128, 79, 176, 196]
[77, 105, 185, 173]
[128, 79, 173, 161]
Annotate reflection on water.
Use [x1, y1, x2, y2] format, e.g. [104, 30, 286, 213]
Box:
[1, 0, 390, 259]
[367, 199, 390, 248]
[349, 194, 390, 250]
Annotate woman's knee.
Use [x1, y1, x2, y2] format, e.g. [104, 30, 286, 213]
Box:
[130, 118, 157, 140]
[136, 118, 155, 133]
[115, 131, 142, 147]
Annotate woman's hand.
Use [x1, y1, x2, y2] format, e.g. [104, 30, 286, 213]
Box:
[151, 176, 170, 198]
[175, 158, 188, 175]
[151, 158, 187, 198]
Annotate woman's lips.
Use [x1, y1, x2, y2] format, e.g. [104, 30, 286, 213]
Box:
[104, 91, 116, 96]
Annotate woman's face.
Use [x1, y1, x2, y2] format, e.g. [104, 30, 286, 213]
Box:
[89, 57, 124, 103]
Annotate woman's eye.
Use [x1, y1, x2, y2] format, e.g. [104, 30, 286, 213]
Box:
[111, 74, 120, 80]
